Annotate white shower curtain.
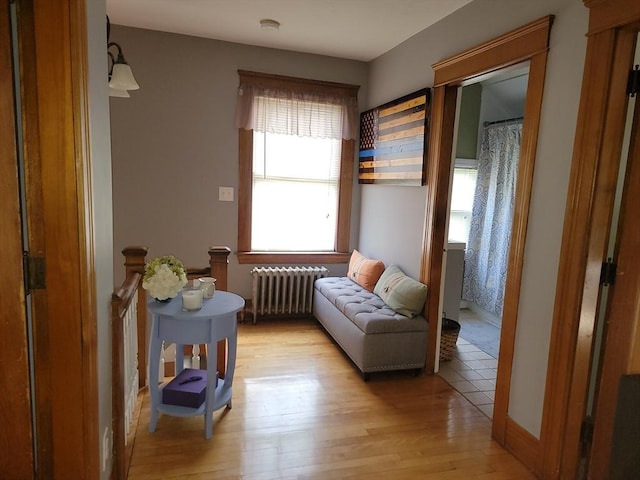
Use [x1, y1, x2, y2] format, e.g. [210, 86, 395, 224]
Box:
[462, 120, 522, 318]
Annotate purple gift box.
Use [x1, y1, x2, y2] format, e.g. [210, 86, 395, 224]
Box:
[162, 368, 214, 408]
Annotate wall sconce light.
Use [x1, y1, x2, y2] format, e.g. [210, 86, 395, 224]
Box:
[107, 16, 139, 97]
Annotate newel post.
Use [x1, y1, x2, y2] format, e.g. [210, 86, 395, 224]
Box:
[122, 246, 149, 388]
[208, 246, 231, 290]
[208, 246, 232, 378]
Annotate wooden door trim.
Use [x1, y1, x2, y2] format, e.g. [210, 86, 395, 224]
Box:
[420, 83, 458, 375]
[422, 17, 552, 473]
[588, 60, 640, 480]
[15, 0, 53, 475]
[424, 13, 553, 368]
[539, 0, 640, 478]
[432, 16, 553, 87]
[585, 0, 640, 33]
[0, 1, 34, 476]
[24, 0, 99, 476]
[70, 0, 100, 475]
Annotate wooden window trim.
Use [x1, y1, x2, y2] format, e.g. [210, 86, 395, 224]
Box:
[236, 72, 356, 264]
[237, 69, 359, 98]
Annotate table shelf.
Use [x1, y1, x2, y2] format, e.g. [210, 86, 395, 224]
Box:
[157, 378, 232, 417]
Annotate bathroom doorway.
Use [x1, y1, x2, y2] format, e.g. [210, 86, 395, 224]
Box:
[439, 67, 529, 418]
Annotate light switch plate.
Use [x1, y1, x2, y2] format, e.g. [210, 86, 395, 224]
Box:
[219, 186, 234, 202]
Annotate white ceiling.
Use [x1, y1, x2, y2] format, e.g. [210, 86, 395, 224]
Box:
[106, 0, 472, 62]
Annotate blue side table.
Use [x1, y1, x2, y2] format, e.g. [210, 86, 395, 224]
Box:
[147, 290, 245, 439]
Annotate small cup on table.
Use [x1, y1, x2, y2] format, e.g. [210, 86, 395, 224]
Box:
[182, 286, 204, 311]
[196, 277, 216, 299]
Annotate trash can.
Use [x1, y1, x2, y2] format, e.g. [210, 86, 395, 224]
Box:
[440, 317, 461, 361]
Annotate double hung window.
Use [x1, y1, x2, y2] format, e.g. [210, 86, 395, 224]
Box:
[448, 158, 479, 243]
[235, 71, 359, 263]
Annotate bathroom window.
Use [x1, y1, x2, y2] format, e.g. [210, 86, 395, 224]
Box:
[449, 159, 478, 243]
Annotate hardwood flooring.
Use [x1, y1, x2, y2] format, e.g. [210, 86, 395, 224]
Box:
[127, 318, 535, 479]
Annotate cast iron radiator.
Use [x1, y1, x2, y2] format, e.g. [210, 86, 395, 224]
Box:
[250, 266, 328, 323]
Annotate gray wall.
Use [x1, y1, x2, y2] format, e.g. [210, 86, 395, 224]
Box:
[109, 28, 368, 298]
[479, 73, 529, 126]
[87, 0, 114, 477]
[109, 0, 589, 440]
[362, 0, 587, 437]
[456, 83, 482, 159]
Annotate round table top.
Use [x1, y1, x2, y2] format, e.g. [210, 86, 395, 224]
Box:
[147, 290, 245, 320]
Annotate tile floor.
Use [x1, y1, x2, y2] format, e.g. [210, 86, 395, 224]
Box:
[437, 314, 499, 418]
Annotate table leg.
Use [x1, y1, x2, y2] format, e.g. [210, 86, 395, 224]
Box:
[204, 345, 217, 439]
[217, 339, 226, 379]
[225, 333, 237, 407]
[148, 318, 161, 432]
[175, 343, 184, 373]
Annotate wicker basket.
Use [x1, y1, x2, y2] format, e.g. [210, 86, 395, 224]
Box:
[440, 318, 461, 361]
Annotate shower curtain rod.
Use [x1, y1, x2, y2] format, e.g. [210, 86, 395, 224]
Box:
[484, 116, 524, 127]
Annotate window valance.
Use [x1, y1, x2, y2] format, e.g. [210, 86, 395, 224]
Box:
[235, 70, 359, 140]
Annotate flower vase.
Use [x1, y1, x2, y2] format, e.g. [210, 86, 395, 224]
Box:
[154, 297, 171, 304]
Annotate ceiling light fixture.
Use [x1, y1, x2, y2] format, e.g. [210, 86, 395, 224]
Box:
[260, 19, 280, 31]
[107, 16, 139, 97]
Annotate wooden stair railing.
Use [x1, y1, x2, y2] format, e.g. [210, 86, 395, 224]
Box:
[112, 245, 232, 480]
[121, 246, 148, 389]
[111, 251, 145, 480]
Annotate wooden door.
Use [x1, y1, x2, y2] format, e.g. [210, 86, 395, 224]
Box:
[587, 67, 640, 479]
[0, 1, 35, 476]
[539, 1, 640, 477]
[0, 0, 100, 477]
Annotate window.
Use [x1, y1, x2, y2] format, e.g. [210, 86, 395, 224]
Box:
[235, 71, 359, 264]
[448, 159, 478, 243]
[253, 130, 340, 251]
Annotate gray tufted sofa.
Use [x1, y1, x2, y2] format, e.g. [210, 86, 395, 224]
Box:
[313, 276, 428, 380]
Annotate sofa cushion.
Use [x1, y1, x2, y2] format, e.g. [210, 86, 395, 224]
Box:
[314, 277, 427, 334]
[374, 265, 428, 318]
[346, 249, 385, 292]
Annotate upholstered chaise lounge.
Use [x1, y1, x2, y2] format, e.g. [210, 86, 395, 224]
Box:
[312, 251, 428, 380]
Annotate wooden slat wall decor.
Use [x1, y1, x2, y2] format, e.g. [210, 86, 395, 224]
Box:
[358, 88, 430, 185]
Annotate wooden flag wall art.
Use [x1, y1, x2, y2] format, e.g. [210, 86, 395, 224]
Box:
[358, 88, 430, 185]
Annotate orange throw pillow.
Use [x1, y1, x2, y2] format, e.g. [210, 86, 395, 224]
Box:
[347, 249, 385, 292]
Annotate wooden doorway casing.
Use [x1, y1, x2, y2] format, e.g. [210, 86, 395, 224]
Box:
[0, 1, 34, 475]
[588, 67, 640, 479]
[0, 0, 100, 477]
[420, 15, 553, 470]
[540, 0, 640, 478]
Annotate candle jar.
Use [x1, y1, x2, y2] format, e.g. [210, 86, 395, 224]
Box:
[196, 277, 216, 298]
[182, 287, 204, 311]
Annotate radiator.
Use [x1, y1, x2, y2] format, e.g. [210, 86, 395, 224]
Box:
[250, 266, 329, 323]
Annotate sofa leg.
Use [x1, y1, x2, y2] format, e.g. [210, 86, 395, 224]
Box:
[412, 368, 422, 377]
[362, 372, 370, 382]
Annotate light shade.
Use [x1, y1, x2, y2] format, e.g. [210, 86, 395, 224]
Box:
[109, 63, 139, 91]
[109, 86, 130, 98]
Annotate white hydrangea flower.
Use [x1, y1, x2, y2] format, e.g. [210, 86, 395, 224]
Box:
[142, 255, 188, 300]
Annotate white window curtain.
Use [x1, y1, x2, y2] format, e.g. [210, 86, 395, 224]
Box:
[235, 83, 358, 140]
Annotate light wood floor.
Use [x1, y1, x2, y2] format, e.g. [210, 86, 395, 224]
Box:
[127, 318, 535, 479]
